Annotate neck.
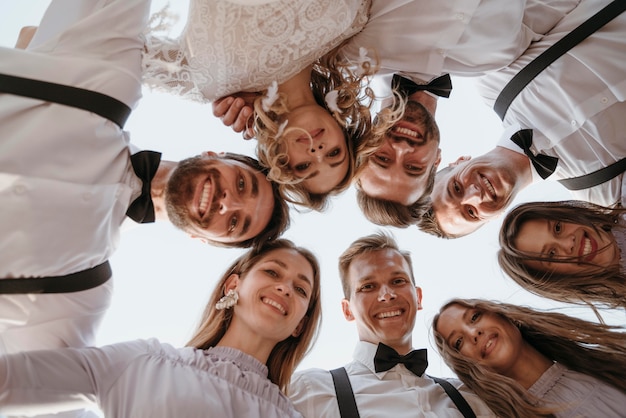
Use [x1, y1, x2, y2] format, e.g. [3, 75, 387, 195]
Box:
[408, 91, 437, 116]
[494, 145, 533, 187]
[150, 160, 178, 221]
[372, 337, 413, 356]
[506, 340, 553, 389]
[278, 65, 316, 108]
[216, 319, 278, 364]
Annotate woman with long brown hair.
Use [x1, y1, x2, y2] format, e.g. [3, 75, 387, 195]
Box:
[498, 200, 626, 310]
[0, 239, 322, 417]
[432, 298, 626, 418]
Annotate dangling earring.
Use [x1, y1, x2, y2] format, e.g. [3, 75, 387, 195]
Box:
[216, 289, 239, 310]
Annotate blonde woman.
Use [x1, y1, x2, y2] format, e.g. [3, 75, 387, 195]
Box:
[143, 0, 375, 210]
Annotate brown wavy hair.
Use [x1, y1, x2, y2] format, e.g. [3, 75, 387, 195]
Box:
[432, 298, 626, 418]
[498, 200, 626, 310]
[187, 239, 322, 392]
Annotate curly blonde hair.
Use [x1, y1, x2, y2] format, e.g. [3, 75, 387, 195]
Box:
[253, 42, 377, 211]
[432, 298, 626, 418]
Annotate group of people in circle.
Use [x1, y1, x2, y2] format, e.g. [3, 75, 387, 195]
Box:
[1, 0, 625, 417]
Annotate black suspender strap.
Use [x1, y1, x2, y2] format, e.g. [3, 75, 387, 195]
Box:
[0, 261, 112, 294]
[329, 367, 477, 418]
[557, 157, 626, 190]
[330, 367, 361, 418]
[429, 376, 477, 418]
[0, 73, 131, 129]
[494, 0, 626, 120]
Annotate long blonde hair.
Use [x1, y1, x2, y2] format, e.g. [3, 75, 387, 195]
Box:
[187, 239, 322, 392]
[432, 298, 626, 418]
[253, 42, 377, 211]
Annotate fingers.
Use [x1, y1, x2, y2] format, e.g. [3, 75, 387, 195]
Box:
[212, 97, 254, 136]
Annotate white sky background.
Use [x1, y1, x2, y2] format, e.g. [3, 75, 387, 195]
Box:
[2, 0, 624, 383]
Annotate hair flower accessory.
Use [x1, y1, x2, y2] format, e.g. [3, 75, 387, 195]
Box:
[262, 81, 279, 112]
[325, 90, 340, 113]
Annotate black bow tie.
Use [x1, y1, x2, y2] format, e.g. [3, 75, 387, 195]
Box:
[392, 74, 453, 98]
[126, 150, 162, 223]
[509, 129, 558, 179]
[373, 343, 428, 377]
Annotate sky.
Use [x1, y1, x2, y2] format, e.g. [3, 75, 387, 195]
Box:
[2, 0, 624, 388]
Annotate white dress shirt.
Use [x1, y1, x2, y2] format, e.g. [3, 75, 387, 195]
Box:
[487, 0, 626, 208]
[289, 341, 496, 418]
[0, 339, 303, 418]
[341, 0, 581, 92]
[0, 0, 148, 354]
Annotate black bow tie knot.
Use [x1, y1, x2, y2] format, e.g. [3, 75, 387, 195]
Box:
[126, 150, 162, 224]
[509, 129, 558, 179]
[374, 343, 428, 376]
[392, 74, 453, 99]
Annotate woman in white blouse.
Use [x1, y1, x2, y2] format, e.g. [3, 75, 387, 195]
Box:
[0, 239, 321, 418]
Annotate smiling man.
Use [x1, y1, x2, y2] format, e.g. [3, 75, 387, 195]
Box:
[356, 96, 442, 227]
[158, 151, 286, 247]
[289, 232, 496, 418]
[420, 0, 626, 239]
[0, 0, 288, 384]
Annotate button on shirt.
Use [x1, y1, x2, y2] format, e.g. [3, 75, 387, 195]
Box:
[486, 0, 626, 208]
[289, 341, 496, 418]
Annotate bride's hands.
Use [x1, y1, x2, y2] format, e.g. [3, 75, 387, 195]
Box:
[212, 92, 259, 140]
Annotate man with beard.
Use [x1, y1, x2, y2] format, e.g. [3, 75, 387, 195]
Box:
[212, 0, 582, 226]
[420, 0, 625, 238]
[0, 0, 287, 365]
[353, 88, 442, 227]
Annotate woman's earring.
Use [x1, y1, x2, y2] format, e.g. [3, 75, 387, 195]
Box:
[216, 289, 239, 310]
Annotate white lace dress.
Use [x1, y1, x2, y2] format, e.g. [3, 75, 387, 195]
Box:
[142, 0, 370, 102]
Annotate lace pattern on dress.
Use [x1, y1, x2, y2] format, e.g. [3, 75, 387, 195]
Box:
[142, 0, 371, 102]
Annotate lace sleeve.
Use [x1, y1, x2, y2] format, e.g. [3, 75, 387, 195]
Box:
[141, 8, 208, 103]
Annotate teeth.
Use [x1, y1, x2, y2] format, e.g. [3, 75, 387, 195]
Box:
[582, 237, 592, 256]
[394, 126, 418, 137]
[377, 310, 401, 319]
[262, 298, 286, 315]
[481, 176, 496, 198]
[486, 339, 493, 349]
[199, 182, 210, 215]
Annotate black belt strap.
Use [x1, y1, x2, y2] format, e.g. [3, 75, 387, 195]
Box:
[494, 0, 626, 120]
[0, 73, 131, 128]
[329, 367, 476, 418]
[0, 261, 112, 294]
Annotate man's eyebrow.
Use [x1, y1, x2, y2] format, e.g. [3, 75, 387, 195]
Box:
[237, 216, 251, 238]
[250, 171, 259, 197]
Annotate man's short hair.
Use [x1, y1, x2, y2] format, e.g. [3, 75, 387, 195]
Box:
[415, 165, 455, 239]
[204, 153, 290, 248]
[338, 231, 415, 299]
[355, 163, 437, 227]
